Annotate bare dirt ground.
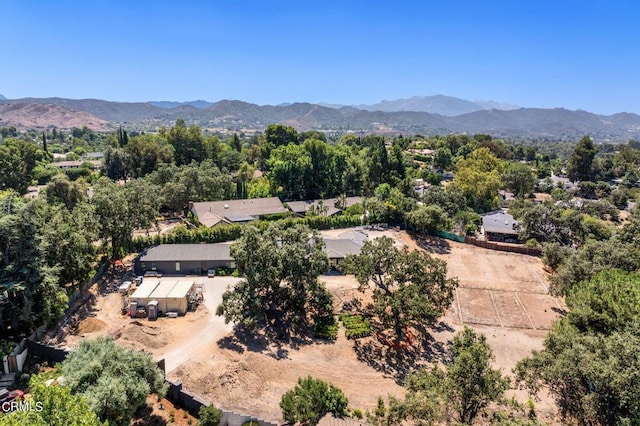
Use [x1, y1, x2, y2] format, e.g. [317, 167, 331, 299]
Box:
[57, 229, 564, 424]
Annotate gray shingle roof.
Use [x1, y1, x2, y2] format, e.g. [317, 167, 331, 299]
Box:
[323, 238, 364, 259]
[138, 243, 233, 262]
[482, 211, 519, 235]
[191, 197, 289, 226]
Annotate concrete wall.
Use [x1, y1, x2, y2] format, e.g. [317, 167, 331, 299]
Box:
[25, 339, 69, 364]
[166, 379, 279, 426]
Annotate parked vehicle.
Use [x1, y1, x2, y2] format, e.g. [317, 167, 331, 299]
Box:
[0, 389, 24, 407]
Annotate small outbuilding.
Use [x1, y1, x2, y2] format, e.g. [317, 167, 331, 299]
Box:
[148, 281, 178, 314]
[129, 279, 160, 307]
[166, 280, 194, 315]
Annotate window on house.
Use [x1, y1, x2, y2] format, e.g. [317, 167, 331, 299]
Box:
[175, 262, 181, 272]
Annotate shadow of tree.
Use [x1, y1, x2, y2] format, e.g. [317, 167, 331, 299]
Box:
[414, 234, 452, 254]
[353, 329, 452, 385]
[216, 326, 293, 359]
[132, 403, 168, 426]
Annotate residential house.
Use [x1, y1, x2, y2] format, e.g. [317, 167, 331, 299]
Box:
[482, 211, 520, 243]
[134, 232, 368, 274]
[286, 197, 363, 217]
[134, 243, 235, 276]
[190, 197, 290, 227]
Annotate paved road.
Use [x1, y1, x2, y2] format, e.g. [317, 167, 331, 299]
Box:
[161, 277, 240, 373]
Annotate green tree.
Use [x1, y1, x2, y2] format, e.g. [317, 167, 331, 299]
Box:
[389, 327, 510, 425]
[124, 133, 174, 178]
[167, 119, 208, 166]
[217, 223, 332, 339]
[45, 173, 87, 210]
[93, 177, 158, 260]
[0, 375, 106, 426]
[447, 327, 510, 424]
[517, 269, 640, 424]
[61, 336, 167, 426]
[0, 138, 38, 194]
[365, 136, 389, 193]
[453, 147, 504, 212]
[567, 135, 598, 182]
[564, 269, 640, 335]
[267, 143, 312, 198]
[340, 237, 458, 346]
[280, 376, 348, 425]
[264, 124, 299, 147]
[40, 201, 98, 288]
[504, 162, 536, 198]
[198, 405, 222, 426]
[549, 239, 640, 295]
[406, 205, 451, 234]
[516, 321, 640, 425]
[0, 193, 67, 332]
[102, 147, 130, 181]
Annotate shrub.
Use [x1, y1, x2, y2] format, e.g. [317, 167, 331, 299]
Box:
[314, 316, 338, 340]
[280, 376, 348, 425]
[198, 405, 222, 426]
[340, 314, 371, 339]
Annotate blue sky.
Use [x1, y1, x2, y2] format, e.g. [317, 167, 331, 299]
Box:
[1, 1, 639, 114]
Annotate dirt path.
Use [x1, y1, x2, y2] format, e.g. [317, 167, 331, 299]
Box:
[161, 278, 237, 373]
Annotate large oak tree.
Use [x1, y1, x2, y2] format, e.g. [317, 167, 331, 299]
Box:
[217, 223, 332, 340]
[339, 236, 458, 347]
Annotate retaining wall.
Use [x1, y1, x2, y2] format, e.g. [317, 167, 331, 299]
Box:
[464, 237, 542, 256]
[165, 379, 280, 426]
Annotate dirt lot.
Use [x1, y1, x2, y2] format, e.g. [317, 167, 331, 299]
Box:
[57, 229, 564, 424]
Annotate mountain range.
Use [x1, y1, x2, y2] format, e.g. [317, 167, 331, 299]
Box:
[1, 94, 640, 141]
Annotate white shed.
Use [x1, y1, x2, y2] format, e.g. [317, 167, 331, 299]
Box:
[129, 279, 160, 306]
[166, 280, 193, 315]
[148, 281, 178, 314]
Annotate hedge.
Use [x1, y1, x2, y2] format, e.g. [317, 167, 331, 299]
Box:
[132, 214, 365, 251]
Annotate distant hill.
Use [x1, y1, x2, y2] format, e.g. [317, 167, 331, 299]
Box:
[357, 95, 483, 116]
[1, 96, 640, 141]
[148, 100, 213, 109]
[337, 95, 521, 116]
[0, 103, 109, 130]
[0, 94, 6, 100]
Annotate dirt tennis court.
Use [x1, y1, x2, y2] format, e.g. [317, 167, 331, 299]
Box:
[415, 237, 566, 331]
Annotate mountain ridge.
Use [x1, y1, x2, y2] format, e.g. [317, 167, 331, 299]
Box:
[323, 95, 521, 116]
[1, 96, 640, 141]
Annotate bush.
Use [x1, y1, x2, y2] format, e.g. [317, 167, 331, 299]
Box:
[280, 376, 348, 425]
[340, 314, 371, 339]
[314, 316, 338, 340]
[352, 408, 363, 419]
[198, 405, 222, 426]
